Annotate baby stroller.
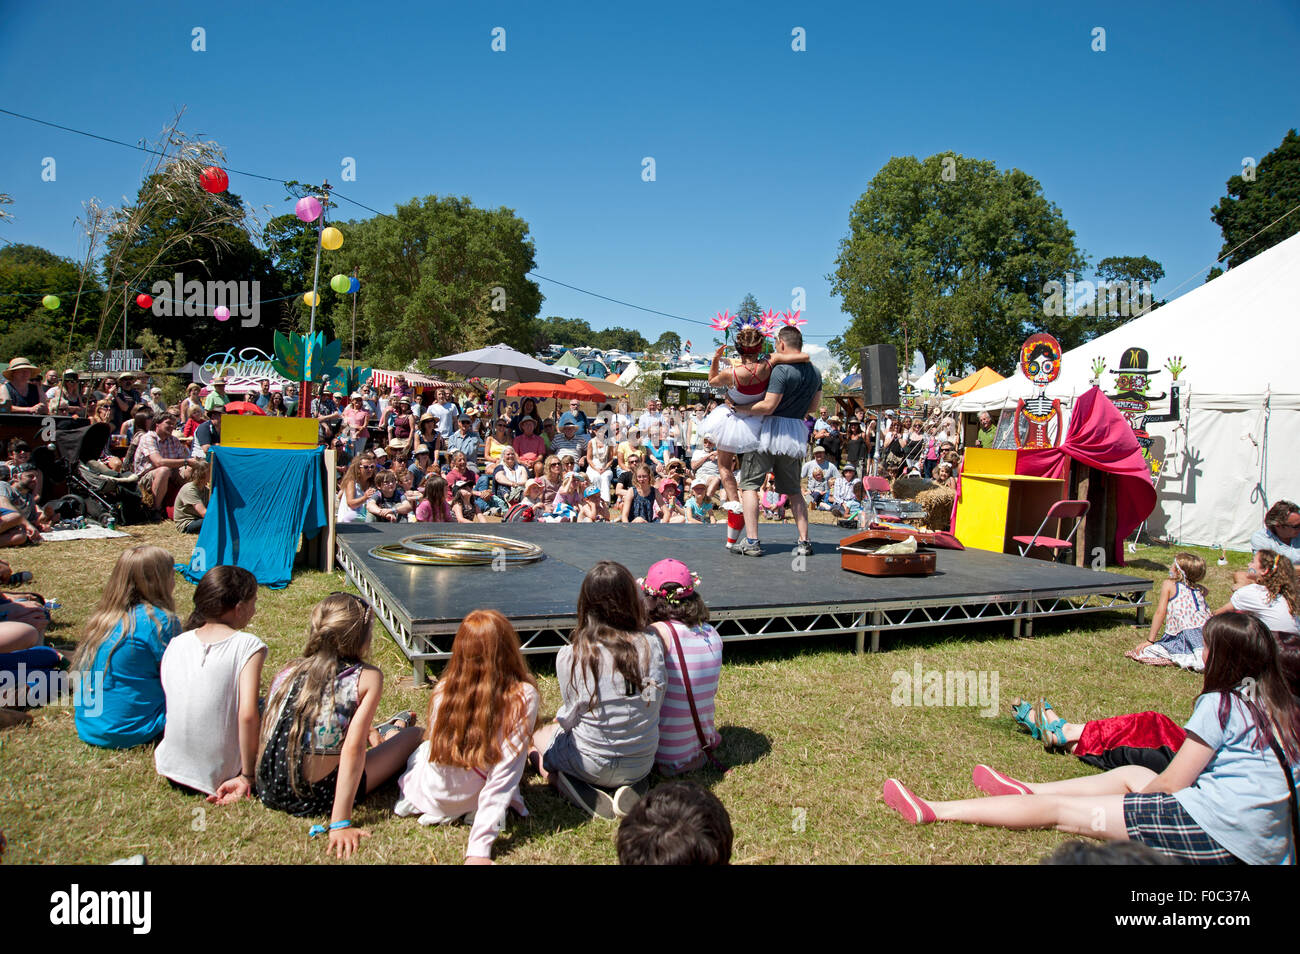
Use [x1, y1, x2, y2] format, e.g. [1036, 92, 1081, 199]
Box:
[48, 422, 147, 526]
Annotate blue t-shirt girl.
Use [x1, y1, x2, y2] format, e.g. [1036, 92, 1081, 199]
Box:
[75, 603, 179, 748]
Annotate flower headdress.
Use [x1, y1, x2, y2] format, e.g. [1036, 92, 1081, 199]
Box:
[638, 558, 702, 603]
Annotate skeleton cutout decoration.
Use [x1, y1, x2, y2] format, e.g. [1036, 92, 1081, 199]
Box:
[1106, 347, 1181, 480]
[1014, 332, 1063, 449]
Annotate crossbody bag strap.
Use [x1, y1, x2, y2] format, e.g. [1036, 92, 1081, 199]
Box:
[666, 621, 722, 769]
[1266, 734, 1299, 866]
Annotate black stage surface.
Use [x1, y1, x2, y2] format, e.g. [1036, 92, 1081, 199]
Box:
[336, 522, 1150, 681]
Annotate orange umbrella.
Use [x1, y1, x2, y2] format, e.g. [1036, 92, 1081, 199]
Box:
[506, 379, 605, 401]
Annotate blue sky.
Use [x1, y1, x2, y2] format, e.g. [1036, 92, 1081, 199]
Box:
[2, 0, 1297, 358]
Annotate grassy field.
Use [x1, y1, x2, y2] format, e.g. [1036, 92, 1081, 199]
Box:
[0, 516, 1248, 865]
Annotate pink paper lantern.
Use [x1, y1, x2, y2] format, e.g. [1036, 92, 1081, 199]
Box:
[295, 196, 323, 223]
[214, 306, 231, 322]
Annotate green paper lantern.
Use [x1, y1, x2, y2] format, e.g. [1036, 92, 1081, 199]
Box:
[42, 295, 60, 310]
[330, 274, 350, 294]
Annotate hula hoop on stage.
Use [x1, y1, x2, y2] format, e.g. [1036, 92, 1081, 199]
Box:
[368, 532, 545, 567]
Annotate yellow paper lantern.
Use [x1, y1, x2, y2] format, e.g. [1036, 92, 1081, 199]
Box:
[303, 291, 320, 306]
[320, 226, 343, 251]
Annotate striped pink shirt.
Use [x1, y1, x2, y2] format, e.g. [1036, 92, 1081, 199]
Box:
[653, 621, 723, 774]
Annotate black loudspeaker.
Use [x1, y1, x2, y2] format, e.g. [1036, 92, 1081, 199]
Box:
[859, 345, 899, 408]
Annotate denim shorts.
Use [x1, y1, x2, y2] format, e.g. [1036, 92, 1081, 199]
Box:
[542, 729, 646, 789]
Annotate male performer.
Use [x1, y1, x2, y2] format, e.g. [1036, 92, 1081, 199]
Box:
[733, 326, 822, 557]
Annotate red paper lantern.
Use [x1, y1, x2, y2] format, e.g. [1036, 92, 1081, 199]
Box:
[136, 293, 154, 309]
[200, 166, 229, 194]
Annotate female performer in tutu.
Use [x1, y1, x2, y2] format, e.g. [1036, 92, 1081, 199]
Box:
[700, 323, 808, 505]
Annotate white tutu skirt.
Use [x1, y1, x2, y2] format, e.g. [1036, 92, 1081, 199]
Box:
[698, 405, 762, 454]
[759, 416, 810, 458]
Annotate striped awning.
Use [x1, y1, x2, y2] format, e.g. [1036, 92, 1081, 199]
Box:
[369, 369, 453, 389]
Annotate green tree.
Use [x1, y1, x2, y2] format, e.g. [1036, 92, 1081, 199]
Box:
[1090, 255, 1164, 329]
[325, 196, 543, 367]
[828, 153, 1087, 376]
[653, 330, 681, 356]
[1210, 129, 1300, 269]
[591, 326, 649, 352]
[736, 293, 761, 323]
[0, 244, 102, 367]
[533, 315, 594, 351]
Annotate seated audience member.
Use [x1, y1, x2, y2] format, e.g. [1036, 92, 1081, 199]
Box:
[182, 403, 205, 439]
[155, 566, 266, 802]
[73, 546, 180, 748]
[685, 478, 714, 524]
[612, 450, 643, 506]
[829, 464, 858, 517]
[640, 559, 722, 774]
[1218, 549, 1299, 635]
[657, 477, 687, 524]
[472, 469, 507, 517]
[407, 445, 433, 486]
[617, 781, 733, 865]
[578, 485, 610, 522]
[446, 479, 478, 523]
[174, 460, 211, 534]
[691, 438, 723, 499]
[760, 473, 788, 522]
[493, 448, 529, 505]
[414, 475, 453, 522]
[367, 469, 414, 523]
[804, 464, 831, 510]
[934, 461, 957, 490]
[134, 413, 190, 514]
[257, 593, 424, 857]
[337, 454, 377, 525]
[0, 464, 52, 546]
[6, 440, 46, 500]
[192, 407, 222, 457]
[530, 562, 665, 819]
[447, 412, 483, 465]
[395, 610, 539, 864]
[397, 468, 421, 505]
[553, 413, 590, 462]
[620, 465, 659, 523]
[883, 614, 1300, 866]
[509, 421, 546, 467]
[616, 426, 642, 474]
[1235, 500, 1300, 586]
[643, 425, 674, 474]
[520, 477, 547, 514]
[584, 422, 614, 502]
[485, 418, 514, 463]
[445, 449, 475, 487]
[2, 356, 48, 414]
[1127, 553, 1212, 669]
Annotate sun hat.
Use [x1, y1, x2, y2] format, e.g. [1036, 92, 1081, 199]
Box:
[690, 476, 707, 490]
[414, 444, 431, 456]
[813, 445, 826, 453]
[842, 463, 857, 473]
[457, 411, 471, 421]
[373, 447, 388, 458]
[350, 391, 363, 399]
[524, 477, 543, 492]
[419, 412, 438, 423]
[558, 412, 578, 427]
[657, 477, 679, 494]
[583, 486, 601, 498]
[63, 368, 79, 379]
[639, 558, 701, 600]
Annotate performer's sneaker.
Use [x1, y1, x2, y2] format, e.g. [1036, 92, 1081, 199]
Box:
[792, 540, 814, 557]
[731, 539, 764, 557]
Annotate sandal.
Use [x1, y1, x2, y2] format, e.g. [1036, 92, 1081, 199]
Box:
[1040, 701, 1067, 751]
[1010, 697, 1040, 740]
[374, 710, 418, 743]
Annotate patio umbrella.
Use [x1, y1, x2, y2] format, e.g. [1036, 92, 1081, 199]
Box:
[506, 378, 606, 401]
[428, 343, 572, 385]
[222, 401, 266, 416]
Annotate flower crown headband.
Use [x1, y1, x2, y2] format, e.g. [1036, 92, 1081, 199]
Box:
[637, 571, 703, 603]
[710, 309, 808, 340]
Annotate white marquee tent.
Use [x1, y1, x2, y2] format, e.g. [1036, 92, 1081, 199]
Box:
[945, 231, 1300, 551]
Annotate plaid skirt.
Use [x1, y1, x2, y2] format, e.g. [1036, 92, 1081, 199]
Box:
[1123, 793, 1241, 864]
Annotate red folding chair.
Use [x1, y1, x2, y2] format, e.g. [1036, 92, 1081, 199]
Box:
[864, 476, 891, 494]
[1012, 499, 1090, 560]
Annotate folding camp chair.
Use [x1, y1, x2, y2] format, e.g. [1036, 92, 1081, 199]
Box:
[1012, 499, 1090, 561]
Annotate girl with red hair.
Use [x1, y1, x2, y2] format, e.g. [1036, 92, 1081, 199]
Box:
[395, 610, 539, 864]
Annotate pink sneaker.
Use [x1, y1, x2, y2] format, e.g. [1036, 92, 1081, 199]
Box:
[882, 779, 936, 824]
[972, 764, 1032, 796]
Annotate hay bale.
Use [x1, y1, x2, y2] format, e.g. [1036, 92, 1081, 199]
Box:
[915, 486, 956, 531]
[891, 475, 932, 500]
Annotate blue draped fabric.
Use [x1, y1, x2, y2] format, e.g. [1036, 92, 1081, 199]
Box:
[181, 447, 327, 588]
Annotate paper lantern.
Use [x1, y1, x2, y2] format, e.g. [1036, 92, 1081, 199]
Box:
[200, 167, 228, 193]
[348, 276, 360, 294]
[42, 295, 60, 310]
[136, 293, 154, 309]
[303, 291, 319, 307]
[320, 226, 343, 250]
[330, 274, 350, 293]
[295, 196, 323, 223]
[214, 306, 231, 322]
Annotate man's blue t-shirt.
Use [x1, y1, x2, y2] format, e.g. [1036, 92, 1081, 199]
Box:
[767, 361, 822, 419]
[74, 604, 179, 748]
[1250, 527, 1300, 564]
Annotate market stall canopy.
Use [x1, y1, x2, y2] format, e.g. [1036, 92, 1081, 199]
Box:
[428, 343, 572, 385]
[576, 374, 628, 399]
[369, 369, 453, 389]
[948, 366, 1005, 396]
[506, 378, 606, 401]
